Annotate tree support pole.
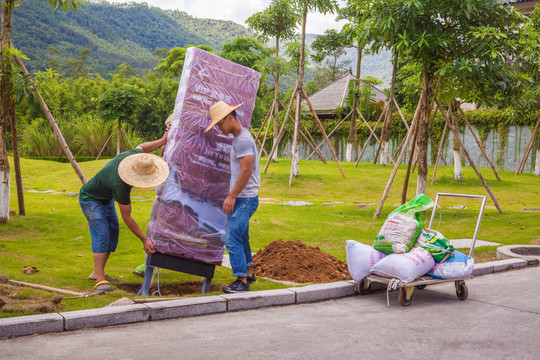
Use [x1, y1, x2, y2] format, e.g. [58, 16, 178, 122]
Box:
[302, 88, 345, 178]
[306, 109, 352, 160]
[458, 106, 500, 181]
[12, 44, 86, 184]
[263, 84, 298, 173]
[401, 119, 419, 204]
[355, 102, 388, 167]
[515, 117, 540, 175]
[373, 106, 420, 218]
[9, 108, 24, 215]
[436, 100, 503, 214]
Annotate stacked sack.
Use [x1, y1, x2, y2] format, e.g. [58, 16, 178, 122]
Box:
[346, 194, 475, 284]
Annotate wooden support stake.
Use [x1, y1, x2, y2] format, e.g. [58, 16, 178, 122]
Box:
[354, 103, 388, 167]
[372, 100, 392, 164]
[515, 117, 540, 175]
[459, 106, 500, 181]
[96, 126, 117, 160]
[12, 46, 87, 184]
[263, 84, 298, 173]
[373, 110, 420, 218]
[8, 279, 85, 296]
[302, 88, 345, 178]
[357, 107, 380, 143]
[9, 108, 24, 215]
[431, 120, 448, 184]
[306, 109, 352, 160]
[401, 119, 419, 204]
[436, 100, 503, 214]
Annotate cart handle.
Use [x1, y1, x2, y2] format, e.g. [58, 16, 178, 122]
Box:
[428, 193, 487, 257]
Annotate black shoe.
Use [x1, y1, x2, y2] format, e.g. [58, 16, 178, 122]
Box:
[223, 279, 251, 293]
[247, 274, 257, 284]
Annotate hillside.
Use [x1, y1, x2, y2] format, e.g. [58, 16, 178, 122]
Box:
[9, 0, 391, 85]
[11, 0, 251, 76]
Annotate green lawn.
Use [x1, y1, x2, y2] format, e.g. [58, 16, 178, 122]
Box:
[1, 156, 539, 316]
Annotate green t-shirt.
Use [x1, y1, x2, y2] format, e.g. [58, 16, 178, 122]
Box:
[79, 148, 143, 205]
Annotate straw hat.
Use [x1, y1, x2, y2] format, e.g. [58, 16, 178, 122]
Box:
[118, 153, 169, 188]
[165, 114, 173, 127]
[205, 101, 243, 133]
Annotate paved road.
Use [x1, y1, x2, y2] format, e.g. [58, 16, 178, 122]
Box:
[2, 266, 539, 360]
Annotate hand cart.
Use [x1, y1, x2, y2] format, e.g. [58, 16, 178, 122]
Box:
[357, 193, 487, 306]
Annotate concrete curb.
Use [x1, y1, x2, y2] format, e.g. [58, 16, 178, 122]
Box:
[1, 258, 538, 339]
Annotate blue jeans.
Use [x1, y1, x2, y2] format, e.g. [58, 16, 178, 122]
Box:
[225, 196, 258, 278]
[79, 198, 119, 253]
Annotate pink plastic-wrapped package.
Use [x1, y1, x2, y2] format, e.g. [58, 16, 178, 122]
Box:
[147, 48, 261, 265]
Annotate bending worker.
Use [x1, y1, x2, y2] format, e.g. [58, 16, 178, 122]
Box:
[79, 133, 169, 292]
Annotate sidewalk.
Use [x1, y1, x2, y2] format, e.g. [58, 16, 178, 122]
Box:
[2, 263, 540, 359]
[1, 255, 538, 340]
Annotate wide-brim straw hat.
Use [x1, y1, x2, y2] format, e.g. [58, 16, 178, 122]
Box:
[205, 101, 243, 133]
[118, 153, 169, 188]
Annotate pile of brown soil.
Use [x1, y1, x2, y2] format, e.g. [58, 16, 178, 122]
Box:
[252, 239, 351, 283]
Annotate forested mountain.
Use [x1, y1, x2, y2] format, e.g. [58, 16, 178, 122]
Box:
[10, 0, 251, 76]
[10, 0, 391, 85]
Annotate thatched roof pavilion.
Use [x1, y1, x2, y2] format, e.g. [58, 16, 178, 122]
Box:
[304, 70, 387, 119]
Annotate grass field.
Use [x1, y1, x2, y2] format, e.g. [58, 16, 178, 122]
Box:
[1, 155, 539, 317]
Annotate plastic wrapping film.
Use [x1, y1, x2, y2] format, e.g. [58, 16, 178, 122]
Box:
[147, 48, 261, 265]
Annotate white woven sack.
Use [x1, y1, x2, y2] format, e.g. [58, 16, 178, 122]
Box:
[428, 250, 474, 279]
[370, 247, 435, 283]
[377, 212, 419, 253]
[346, 240, 386, 282]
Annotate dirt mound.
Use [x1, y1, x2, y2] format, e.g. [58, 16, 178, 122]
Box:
[252, 239, 351, 283]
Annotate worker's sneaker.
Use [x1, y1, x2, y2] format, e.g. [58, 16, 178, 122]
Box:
[223, 279, 250, 293]
[247, 274, 257, 284]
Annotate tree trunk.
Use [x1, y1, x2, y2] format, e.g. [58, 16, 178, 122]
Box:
[416, 66, 431, 196]
[451, 99, 463, 181]
[10, 108, 24, 215]
[0, 3, 13, 224]
[346, 45, 361, 162]
[535, 140, 540, 176]
[290, 4, 307, 181]
[272, 36, 280, 163]
[381, 53, 398, 166]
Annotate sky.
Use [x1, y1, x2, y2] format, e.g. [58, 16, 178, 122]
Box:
[105, 0, 347, 35]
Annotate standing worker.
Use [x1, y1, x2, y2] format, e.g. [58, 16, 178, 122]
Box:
[205, 101, 260, 293]
[79, 133, 169, 292]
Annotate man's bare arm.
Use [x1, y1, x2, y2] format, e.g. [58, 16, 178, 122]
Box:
[118, 203, 155, 254]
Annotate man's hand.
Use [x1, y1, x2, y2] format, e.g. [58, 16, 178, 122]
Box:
[223, 194, 236, 215]
[142, 237, 156, 255]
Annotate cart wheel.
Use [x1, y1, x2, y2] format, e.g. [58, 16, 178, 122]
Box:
[399, 288, 413, 306]
[416, 284, 427, 290]
[456, 282, 468, 301]
[357, 278, 371, 295]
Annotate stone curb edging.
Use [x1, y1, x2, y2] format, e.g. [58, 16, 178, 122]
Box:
[1, 259, 538, 339]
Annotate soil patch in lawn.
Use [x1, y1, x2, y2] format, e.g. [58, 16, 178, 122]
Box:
[252, 239, 351, 283]
[118, 281, 222, 296]
[0, 276, 63, 314]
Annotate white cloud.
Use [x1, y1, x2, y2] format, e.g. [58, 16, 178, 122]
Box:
[104, 0, 345, 35]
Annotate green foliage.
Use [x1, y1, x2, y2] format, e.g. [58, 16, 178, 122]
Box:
[246, 0, 299, 43]
[219, 36, 271, 73]
[311, 29, 352, 82]
[156, 45, 215, 78]
[97, 87, 144, 125]
[11, 0, 249, 77]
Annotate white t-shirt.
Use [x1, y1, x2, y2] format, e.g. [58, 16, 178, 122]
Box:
[230, 129, 260, 198]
